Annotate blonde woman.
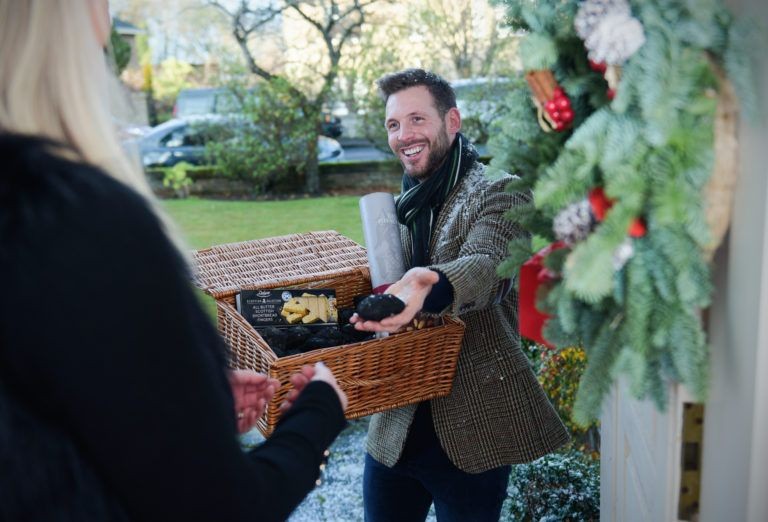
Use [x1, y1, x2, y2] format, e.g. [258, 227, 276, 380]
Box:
[0, 1, 347, 520]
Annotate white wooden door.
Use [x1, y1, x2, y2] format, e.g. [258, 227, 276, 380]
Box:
[601, 379, 685, 522]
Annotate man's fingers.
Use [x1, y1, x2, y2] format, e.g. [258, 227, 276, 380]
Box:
[354, 319, 396, 333]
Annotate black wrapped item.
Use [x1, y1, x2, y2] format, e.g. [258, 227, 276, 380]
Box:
[355, 294, 406, 321]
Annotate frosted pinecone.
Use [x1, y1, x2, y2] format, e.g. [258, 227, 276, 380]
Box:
[553, 199, 595, 245]
[574, 0, 631, 40]
[585, 11, 646, 65]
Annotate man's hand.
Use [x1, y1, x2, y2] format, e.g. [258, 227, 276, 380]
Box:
[228, 370, 279, 434]
[350, 267, 440, 333]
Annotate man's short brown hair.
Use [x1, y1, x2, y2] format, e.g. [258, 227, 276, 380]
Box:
[376, 68, 456, 117]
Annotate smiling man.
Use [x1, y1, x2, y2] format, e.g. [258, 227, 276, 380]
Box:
[355, 69, 569, 522]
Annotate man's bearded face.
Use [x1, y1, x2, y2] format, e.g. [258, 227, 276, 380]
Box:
[385, 86, 456, 180]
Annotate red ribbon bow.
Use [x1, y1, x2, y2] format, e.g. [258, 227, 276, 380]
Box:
[519, 242, 566, 347]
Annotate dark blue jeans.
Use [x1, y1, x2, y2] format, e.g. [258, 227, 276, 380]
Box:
[363, 424, 510, 522]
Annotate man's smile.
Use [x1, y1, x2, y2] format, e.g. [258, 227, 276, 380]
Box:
[400, 143, 427, 162]
[402, 145, 424, 156]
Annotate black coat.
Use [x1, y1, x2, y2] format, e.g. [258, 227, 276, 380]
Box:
[0, 134, 346, 521]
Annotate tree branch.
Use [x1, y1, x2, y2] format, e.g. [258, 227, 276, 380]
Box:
[208, 0, 234, 18]
[285, 2, 325, 34]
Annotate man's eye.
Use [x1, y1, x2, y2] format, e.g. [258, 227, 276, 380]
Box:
[387, 122, 398, 131]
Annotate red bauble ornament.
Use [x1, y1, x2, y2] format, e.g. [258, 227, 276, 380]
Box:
[628, 218, 647, 237]
[560, 109, 574, 122]
[556, 97, 570, 110]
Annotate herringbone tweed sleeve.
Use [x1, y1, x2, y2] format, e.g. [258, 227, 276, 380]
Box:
[427, 175, 530, 316]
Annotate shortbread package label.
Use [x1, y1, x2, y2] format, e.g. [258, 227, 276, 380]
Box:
[236, 288, 337, 329]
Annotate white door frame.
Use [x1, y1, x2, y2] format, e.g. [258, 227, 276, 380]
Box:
[699, 0, 768, 518]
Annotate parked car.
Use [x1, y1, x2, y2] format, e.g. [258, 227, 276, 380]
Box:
[174, 88, 344, 139]
[118, 123, 152, 141]
[139, 116, 344, 168]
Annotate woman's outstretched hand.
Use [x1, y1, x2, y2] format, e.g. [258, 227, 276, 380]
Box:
[228, 370, 279, 434]
[280, 362, 348, 413]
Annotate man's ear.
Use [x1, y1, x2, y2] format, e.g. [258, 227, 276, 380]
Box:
[445, 107, 461, 135]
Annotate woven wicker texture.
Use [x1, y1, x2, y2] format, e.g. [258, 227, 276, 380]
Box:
[193, 230, 371, 300]
[703, 69, 739, 260]
[194, 231, 465, 436]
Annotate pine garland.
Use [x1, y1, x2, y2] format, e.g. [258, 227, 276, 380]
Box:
[491, 0, 759, 424]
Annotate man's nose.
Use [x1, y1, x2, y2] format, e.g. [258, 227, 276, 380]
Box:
[396, 122, 414, 142]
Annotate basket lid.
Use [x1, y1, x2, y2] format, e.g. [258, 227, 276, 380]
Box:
[192, 230, 369, 299]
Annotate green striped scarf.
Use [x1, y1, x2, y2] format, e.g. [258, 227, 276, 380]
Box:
[395, 133, 478, 267]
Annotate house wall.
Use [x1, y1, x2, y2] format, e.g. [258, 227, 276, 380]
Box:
[699, 0, 768, 520]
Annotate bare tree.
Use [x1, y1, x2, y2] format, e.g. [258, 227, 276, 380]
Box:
[209, 0, 380, 194]
[412, 0, 516, 79]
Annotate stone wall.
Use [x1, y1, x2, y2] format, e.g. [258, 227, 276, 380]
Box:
[147, 160, 404, 199]
[320, 160, 402, 194]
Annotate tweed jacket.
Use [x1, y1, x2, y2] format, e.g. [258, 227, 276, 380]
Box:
[366, 160, 570, 473]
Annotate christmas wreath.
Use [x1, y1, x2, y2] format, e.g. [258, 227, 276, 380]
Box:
[490, 0, 760, 424]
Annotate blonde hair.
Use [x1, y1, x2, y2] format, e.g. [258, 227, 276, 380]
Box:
[0, 0, 187, 256]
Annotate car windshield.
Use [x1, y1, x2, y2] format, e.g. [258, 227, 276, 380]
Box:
[176, 94, 214, 117]
[214, 91, 243, 113]
[160, 121, 238, 147]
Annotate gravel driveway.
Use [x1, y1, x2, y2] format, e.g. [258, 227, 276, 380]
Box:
[242, 418, 517, 521]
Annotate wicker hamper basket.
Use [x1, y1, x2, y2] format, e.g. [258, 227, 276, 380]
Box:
[193, 230, 465, 436]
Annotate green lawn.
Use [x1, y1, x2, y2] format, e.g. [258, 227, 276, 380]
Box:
[163, 196, 367, 319]
[162, 196, 365, 250]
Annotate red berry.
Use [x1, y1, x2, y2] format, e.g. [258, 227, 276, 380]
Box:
[555, 121, 566, 131]
[545, 100, 557, 114]
[628, 218, 647, 237]
[551, 111, 561, 122]
[588, 187, 614, 221]
[607, 88, 616, 100]
[589, 59, 607, 73]
[556, 97, 570, 110]
[553, 87, 564, 99]
[560, 109, 574, 122]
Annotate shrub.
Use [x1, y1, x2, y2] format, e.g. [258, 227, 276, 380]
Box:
[161, 161, 193, 198]
[205, 79, 315, 194]
[537, 345, 600, 454]
[109, 27, 131, 75]
[508, 450, 600, 521]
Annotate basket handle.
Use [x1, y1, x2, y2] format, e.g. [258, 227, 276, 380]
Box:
[337, 368, 410, 388]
